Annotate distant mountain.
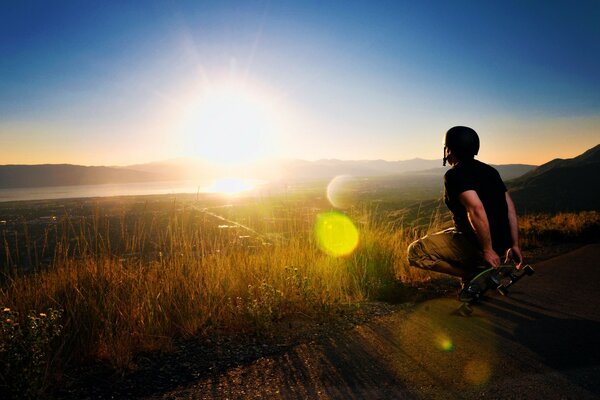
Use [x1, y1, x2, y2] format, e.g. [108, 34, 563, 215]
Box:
[272, 158, 442, 180]
[0, 157, 537, 190]
[0, 164, 158, 189]
[119, 158, 446, 182]
[508, 144, 600, 213]
[123, 158, 219, 181]
[409, 164, 535, 181]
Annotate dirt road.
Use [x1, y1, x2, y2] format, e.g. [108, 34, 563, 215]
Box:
[156, 243, 600, 399]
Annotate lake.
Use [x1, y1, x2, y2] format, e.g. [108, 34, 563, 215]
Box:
[0, 181, 212, 202]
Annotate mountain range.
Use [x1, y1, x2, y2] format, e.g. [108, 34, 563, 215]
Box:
[0, 164, 156, 189]
[2, 144, 599, 214]
[508, 144, 600, 212]
[0, 158, 536, 189]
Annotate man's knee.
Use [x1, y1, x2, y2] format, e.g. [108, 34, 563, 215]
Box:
[407, 238, 427, 269]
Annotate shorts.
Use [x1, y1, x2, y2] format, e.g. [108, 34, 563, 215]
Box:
[407, 228, 485, 273]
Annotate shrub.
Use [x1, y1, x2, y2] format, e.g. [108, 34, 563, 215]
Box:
[0, 307, 63, 399]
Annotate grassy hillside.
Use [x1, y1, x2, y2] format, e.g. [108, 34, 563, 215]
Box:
[1, 186, 599, 397]
[0, 194, 435, 396]
[508, 144, 600, 213]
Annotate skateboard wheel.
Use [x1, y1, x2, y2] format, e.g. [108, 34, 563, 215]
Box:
[524, 265, 535, 276]
[459, 304, 473, 316]
[497, 285, 508, 296]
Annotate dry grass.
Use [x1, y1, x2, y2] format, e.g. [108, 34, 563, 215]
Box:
[519, 211, 600, 248]
[0, 201, 428, 372]
[3, 198, 596, 380]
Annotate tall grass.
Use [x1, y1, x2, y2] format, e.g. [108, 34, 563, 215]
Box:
[6, 197, 593, 392]
[519, 211, 600, 248]
[0, 201, 427, 376]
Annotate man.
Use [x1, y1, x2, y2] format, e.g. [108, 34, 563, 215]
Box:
[407, 126, 523, 298]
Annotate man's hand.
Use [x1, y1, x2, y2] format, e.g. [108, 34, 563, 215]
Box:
[505, 194, 523, 269]
[483, 248, 501, 269]
[505, 246, 523, 269]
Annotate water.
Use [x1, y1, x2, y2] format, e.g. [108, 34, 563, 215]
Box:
[0, 181, 211, 202]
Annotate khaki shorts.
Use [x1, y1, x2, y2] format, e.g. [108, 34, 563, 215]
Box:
[407, 228, 484, 272]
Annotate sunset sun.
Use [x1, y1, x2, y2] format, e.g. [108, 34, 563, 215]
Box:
[180, 83, 278, 166]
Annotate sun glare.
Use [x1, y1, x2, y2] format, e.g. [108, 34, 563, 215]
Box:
[206, 178, 254, 195]
[180, 83, 278, 166]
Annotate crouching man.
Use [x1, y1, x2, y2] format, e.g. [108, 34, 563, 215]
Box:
[407, 126, 523, 297]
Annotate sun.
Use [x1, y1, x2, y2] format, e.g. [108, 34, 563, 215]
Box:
[180, 82, 278, 166]
[206, 178, 255, 195]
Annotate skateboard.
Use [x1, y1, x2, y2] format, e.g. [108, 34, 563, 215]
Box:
[457, 264, 535, 316]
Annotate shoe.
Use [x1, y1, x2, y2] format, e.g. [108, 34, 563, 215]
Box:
[459, 272, 476, 292]
[458, 278, 483, 302]
[458, 265, 487, 301]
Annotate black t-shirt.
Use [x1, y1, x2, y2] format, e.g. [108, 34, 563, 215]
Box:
[444, 159, 511, 255]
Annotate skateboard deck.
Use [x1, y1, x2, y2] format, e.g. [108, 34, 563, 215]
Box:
[458, 264, 535, 316]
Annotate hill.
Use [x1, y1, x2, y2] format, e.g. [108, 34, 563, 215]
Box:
[275, 158, 442, 179]
[407, 164, 535, 181]
[0, 164, 158, 189]
[508, 144, 600, 213]
[126, 158, 535, 182]
[122, 158, 445, 181]
[0, 158, 536, 190]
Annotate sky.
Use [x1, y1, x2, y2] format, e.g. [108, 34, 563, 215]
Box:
[1, 0, 599, 166]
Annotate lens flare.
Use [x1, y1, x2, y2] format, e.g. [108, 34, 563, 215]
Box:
[436, 334, 455, 352]
[326, 175, 357, 209]
[314, 211, 359, 257]
[464, 359, 492, 386]
[395, 299, 498, 390]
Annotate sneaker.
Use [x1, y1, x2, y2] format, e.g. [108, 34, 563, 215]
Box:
[459, 272, 476, 292]
[458, 279, 483, 302]
[458, 266, 486, 301]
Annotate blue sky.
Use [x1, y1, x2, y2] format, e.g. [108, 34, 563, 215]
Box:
[1, 1, 599, 165]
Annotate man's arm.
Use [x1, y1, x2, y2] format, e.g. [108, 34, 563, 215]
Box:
[458, 190, 501, 268]
[505, 192, 523, 268]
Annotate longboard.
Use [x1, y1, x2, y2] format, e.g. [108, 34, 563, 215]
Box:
[458, 264, 535, 316]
